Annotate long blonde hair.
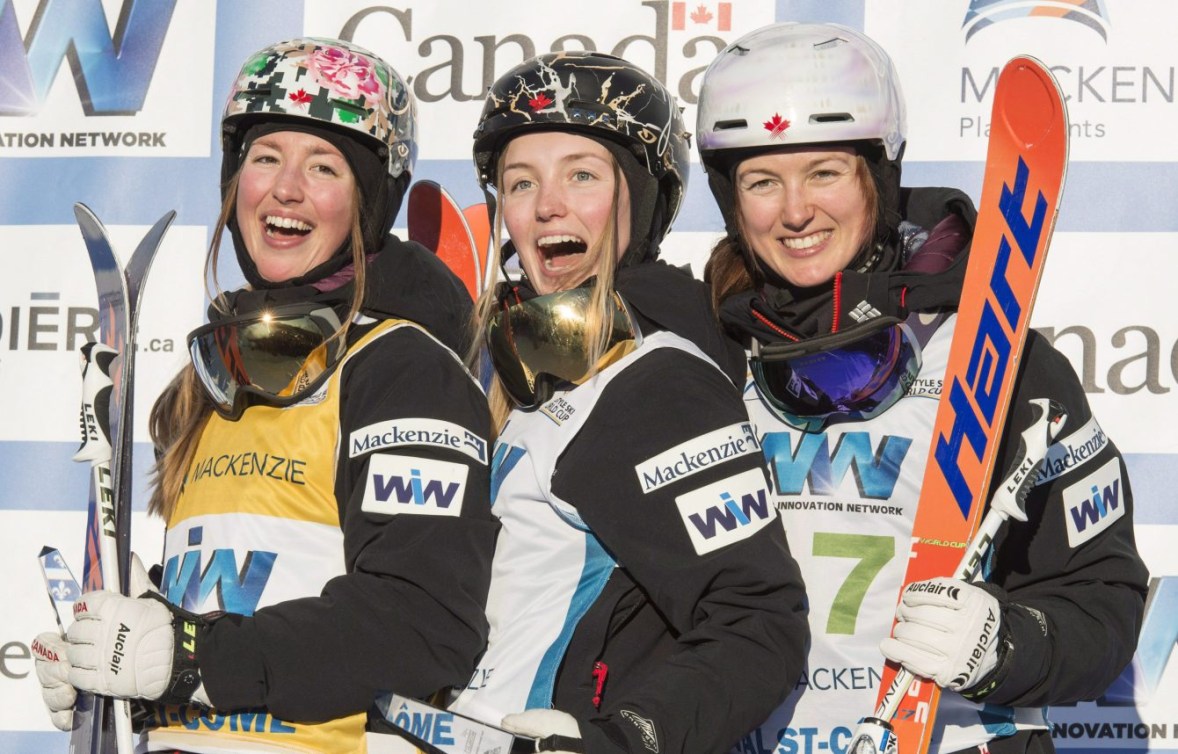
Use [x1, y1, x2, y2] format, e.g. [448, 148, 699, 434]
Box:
[468, 156, 624, 434]
[704, 152, 879, 313]
[148, 173, 367, 520]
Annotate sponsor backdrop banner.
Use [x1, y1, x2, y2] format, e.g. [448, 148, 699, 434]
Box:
[0, 1, 1172, 752]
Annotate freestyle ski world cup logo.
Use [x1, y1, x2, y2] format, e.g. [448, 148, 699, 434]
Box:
[962, 0, 1111, 42]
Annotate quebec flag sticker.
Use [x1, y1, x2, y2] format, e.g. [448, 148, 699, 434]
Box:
[363, 454, 468, 517]
[675, 468, 775, 555]
[1062, 457, 1124, 547]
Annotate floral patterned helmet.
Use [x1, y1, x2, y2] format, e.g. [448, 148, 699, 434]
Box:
[473, 51, 690, 262]
[222, 37, 416, 181]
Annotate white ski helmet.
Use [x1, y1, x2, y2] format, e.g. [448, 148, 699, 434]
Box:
[696, 22, 907, 245]
[696, 22, 906, 163]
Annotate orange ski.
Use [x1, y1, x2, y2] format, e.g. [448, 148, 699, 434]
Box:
[463, 202, 493, 295]
[853, 56, 1069, 754]
[408, 180, 481, 300]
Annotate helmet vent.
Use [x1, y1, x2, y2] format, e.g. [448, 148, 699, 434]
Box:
[330, 99, 369, 117]
[713, 119, 748, 131]
[810, 113, 854, 124]
[813, 36, 848, 50]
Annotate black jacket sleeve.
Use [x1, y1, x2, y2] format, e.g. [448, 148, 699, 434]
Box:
[552, 348, 810, 754]
[974, 330, 1148, 706]
[199, 326, 497, 721]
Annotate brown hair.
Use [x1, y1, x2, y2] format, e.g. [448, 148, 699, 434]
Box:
[468, 150, 625, 434]
[148, 173, 367, 520]
[703, 153, 879, 314]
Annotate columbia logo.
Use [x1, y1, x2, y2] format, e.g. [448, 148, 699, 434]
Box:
[619, 710, 659, 753]
[848, 301, 882, 322]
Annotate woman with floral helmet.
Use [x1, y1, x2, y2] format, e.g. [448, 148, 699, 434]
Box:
[444, 51, 808, 754]
[32, 37, 497, 753]
[697, 22, 1146, 754]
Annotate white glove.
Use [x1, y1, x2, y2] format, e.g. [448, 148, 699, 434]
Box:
[32, 632, 75, 731]
[501, 709, 583, 754]
[879, 577, 1004, 692]
[65, 555, 210, 705]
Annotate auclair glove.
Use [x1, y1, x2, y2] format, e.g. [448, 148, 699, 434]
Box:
[879, 577, 1008, 693]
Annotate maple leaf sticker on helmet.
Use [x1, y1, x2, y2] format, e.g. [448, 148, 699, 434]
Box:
[764, 113, 791, 139]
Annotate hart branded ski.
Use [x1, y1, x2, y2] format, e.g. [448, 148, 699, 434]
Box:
[849, 57, 1069, 754]
[68, 204, 176, 754]
[407, 180, 482, 300]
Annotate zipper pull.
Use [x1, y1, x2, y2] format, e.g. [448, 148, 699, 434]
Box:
[591, 661, 609, 710]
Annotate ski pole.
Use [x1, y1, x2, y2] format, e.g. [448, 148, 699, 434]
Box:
[847, 398, 1067, 754]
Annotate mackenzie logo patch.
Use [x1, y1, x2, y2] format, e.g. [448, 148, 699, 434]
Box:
[634, 422, 761, 494]
[350, 417, 487, 464]
[1035, 414, 1108, 486]
[1062, 457, 1123, 547]
[362, 454, 468, 517]
[675, 468, 775, 555]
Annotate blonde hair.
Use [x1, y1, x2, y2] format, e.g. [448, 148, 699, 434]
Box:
[704, 152, 879, 313]
[148, 173, 368, 520]
[468, 154, 624, 434]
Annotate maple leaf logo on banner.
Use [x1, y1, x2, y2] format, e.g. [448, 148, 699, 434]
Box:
[763, 113, 790, 139]
[690, 4, 713, 24]
[529, 92, 553, 111]
[289, 89, 313, 107]
[671, 2, 731, 31]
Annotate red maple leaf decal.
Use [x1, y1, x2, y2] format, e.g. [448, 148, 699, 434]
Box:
[289, 89, 313, 107]
[763, 113, 791, 139]
[690, 4, 713, 24]
[529, 92, 553, 110]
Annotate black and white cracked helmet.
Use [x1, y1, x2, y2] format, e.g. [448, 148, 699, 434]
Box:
[474, 51, 691, 263]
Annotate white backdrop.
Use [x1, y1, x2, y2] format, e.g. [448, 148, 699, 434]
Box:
[0, 1, 1174, 752]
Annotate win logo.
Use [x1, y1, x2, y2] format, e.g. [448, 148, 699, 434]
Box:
[0, 0, 176, 116]
[362, 454, 468, 517]
[676, 468, 775, 555]
[1063, 458, 1124, 547]
[962, 0, 1110, 43]
[763, 431, 911, 500]
[161, 546, 276, 616]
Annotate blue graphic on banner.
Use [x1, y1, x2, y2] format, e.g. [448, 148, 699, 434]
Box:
[0, 0, 177, 115]
[962, 0, 1111, 42]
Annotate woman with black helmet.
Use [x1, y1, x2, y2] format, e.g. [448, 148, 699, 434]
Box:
[697, 22, 1147, 754]
[446, 51, 809, 754]
[32, 37, 497, 753]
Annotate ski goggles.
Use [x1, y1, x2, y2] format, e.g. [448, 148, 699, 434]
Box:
[187, 303, 346, 419]
[750, 317, 922, 432]
[486, 285, 641, 409]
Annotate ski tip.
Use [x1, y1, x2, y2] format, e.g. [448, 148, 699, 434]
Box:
[996, 56, 1068, 151]
[38, 545, 58, 557]
[72, 202, 100, 224]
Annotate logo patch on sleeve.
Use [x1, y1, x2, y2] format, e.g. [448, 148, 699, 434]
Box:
[349, 417, 487, 464]
[362, 454, 468, 517]
[634, 422, 762, 494]
[1062, 457, 1124, 547]
[1035, 414, 1108, 486]
[675, 468, 775, 555]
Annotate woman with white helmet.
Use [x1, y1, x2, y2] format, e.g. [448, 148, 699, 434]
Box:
[32, 37, 496, 753]
[446, 51, 809, 754]
[697, 22, 1146, 754]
